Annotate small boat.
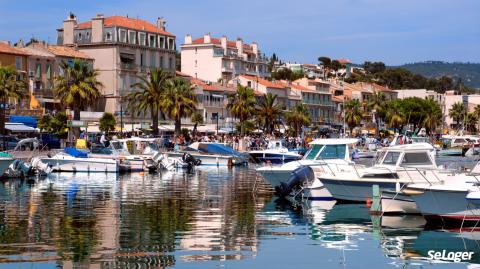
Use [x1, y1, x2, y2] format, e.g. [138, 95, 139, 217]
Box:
[40, 147, 119, 173]
[166, 142, 247, 166]
[319, 143, 440, 206]
[256, 138, 359, 189]
[404, 168, 480, 221]
[89, 140, 157, 172]
[249, 139, 302, 164]
[0, 152, 15, 177]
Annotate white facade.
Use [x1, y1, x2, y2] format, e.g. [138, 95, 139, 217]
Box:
[181, 34, 270, 83]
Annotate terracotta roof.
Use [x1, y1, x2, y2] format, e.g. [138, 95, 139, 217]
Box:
[76, 16, 175, 37]
[175, 70, 192, 78]
[240, 75, 286, 89]
[337, 58, 351, 64]
[190, 78, 223, 91]
[191, 37, 253, 50]
[0, 42, 29, 56]
[332, 96, 344, 102]
[47, 45, 93, 59]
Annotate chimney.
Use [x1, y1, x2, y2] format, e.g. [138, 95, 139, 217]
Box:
[236, 38, 243, 56]
[91, 14, 104, 43]
[157, 17, 166, 30]
[184, 34, 192, 44]
[203, 33, 211, 44]
[251, 41, 258, 55]
[220, 36, 227, 54]
[63, 12, 77, 46]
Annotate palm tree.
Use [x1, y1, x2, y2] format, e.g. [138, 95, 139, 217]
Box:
[474, 105, 480, 132]
[257, 93, 284, 134]
[344, 100, 363, 136]
[127, 68, 173, 136]
[0, 66, 27, 135]
[421, 98, 442, 136]
[448, 102, 466, 131]
[160, 77, 197, 135]
[286, 103, 311, 137]
[227, 85, 257, 135]
[465, 112, 478, 133]
[368, 91, 386, 135]
[385, 100, 405, 132]
[54, 60, 102, 136]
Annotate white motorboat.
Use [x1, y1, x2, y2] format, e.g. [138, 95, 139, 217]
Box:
[40, 147, 119, 173]
[319, 143, 441, 207]
[256, 138, 359, 188]
[89, 140, 156, 172]
[249, 139, 302, 164]
[403, 168, 480, 221]
[0, 153, 15, 177]
[166, 142, 247, 166]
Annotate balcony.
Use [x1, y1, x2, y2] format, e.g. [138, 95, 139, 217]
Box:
[118, 63, 139, 71]
[221, 66, 233, 73]
[34, 88, 55, 99]
[203, 101, 224, 108]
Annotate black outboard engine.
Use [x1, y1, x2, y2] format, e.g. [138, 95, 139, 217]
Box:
[182, 153, 201, 167]
[275, 165, 315, 197]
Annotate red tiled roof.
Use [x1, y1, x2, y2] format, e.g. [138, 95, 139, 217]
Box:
[47, 45, 93, 59]
[190, 78, 223, 91]
[0, 42, 29, 56]
[191, 37, 252, 50]
[175, 70, 192, 78]
[290, 83, 316, 93]
[337, 58, 351, 64]
[76, 16, 175, 37]
[332, 96, 344, 102]
[240, 75, 285, 89]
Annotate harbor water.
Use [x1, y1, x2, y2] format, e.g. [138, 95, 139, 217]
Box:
[0, 156, 479, 268]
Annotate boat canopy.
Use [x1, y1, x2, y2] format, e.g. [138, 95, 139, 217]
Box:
[309, 138, 359, 145]
[64, 147, 88, 158]
[188, 142, 241, 156]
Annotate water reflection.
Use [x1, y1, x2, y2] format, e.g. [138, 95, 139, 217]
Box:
[0, 166, 479, 268]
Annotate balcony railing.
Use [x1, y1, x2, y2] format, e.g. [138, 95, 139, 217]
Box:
[119, 63, 138, 71]
[34, 88, 55, 99]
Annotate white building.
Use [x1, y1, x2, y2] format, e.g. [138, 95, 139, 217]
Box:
[181, 34, 270, 83]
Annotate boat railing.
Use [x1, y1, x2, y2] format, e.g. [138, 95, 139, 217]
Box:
[309, 158, 362, 178]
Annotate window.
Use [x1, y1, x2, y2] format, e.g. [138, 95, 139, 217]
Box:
[159, 36, 165, 48]
[105, 31, 112, 42]
[119, 29, 127, 43]
[160, 56, 164, 68]
[15, 56, 22, 70]
[149, 35, 156, 48]
[383, 152, 400, 165]
[195, 47, 197, 54]
[139, 32, 146, 46]
[128, 31, 136, 44]
[140, 53, 144, 66]
[305, 145, 322, 160]
[46, 64, 52, 79]
[317, 145, 346, 159]
[78, 32, 82, 40]
[194, 60, 197, 67]
[35, 63, 41, 78]
[401, 152, 432, 166]
[150, 54, 156, 67]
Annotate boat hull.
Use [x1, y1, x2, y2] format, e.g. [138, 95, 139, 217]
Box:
[381, 191, 420, 214]
[41, 157, 118, 173]
[320, 177, 401, 202]
[409, 188, 480, 221]
[249, 152, 301, 164]
[0, 158, 14, 176]
[166, 152, 245, 166]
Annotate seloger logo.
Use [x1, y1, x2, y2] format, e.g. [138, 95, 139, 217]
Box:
[428, 250, 474, 262]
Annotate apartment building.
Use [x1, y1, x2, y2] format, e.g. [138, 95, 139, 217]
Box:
[57, 13, 176, 119]
[292, 78, 335, 125]
[181, 34, 270, 83]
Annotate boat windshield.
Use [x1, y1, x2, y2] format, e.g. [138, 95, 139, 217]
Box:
[304, 145, 323, 160]
[316, 145, 346, 160]
[111, 141, 124, 150]
[400, 152, 433, 166]
[375, 151, 386, 165]
[382, 151, 401, 165]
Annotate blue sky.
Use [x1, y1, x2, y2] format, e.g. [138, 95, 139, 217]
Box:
[1, 0, 479, 65]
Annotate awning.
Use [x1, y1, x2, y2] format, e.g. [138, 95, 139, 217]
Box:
[9, 115, 37, 128]
[5, 123, 37, 132]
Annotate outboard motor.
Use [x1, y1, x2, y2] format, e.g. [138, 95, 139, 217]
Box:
[275, 165, 315, 197]
[182, 153, 201, 167]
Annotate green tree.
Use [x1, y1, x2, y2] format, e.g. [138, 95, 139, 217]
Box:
[465, 112, 477, 133]
[363, 61, 386, 74]
[127, 68, 173, 136]
[318, 56, 332, 78]
[38, 115, 53, 133]
[50, 112, 68, 137]
[54, 60, 102, 137]
[385, 100, 405, 132]
[227, 85, 257, 135]
[0, 66, 27, 135]
[160, 77, 197, 135]
[99, 112, 116, 134]
[368, 91, 386, 135]
[344, 100, 363, 135]
[474, 105, 480, 132]
[257, 93, 284, 134]
[421, 98, 442, 136]
[286, 103, 311, 136]
[448, 102, 467, 130]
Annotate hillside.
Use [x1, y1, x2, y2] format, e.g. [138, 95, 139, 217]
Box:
[398, 61, 480, 89]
